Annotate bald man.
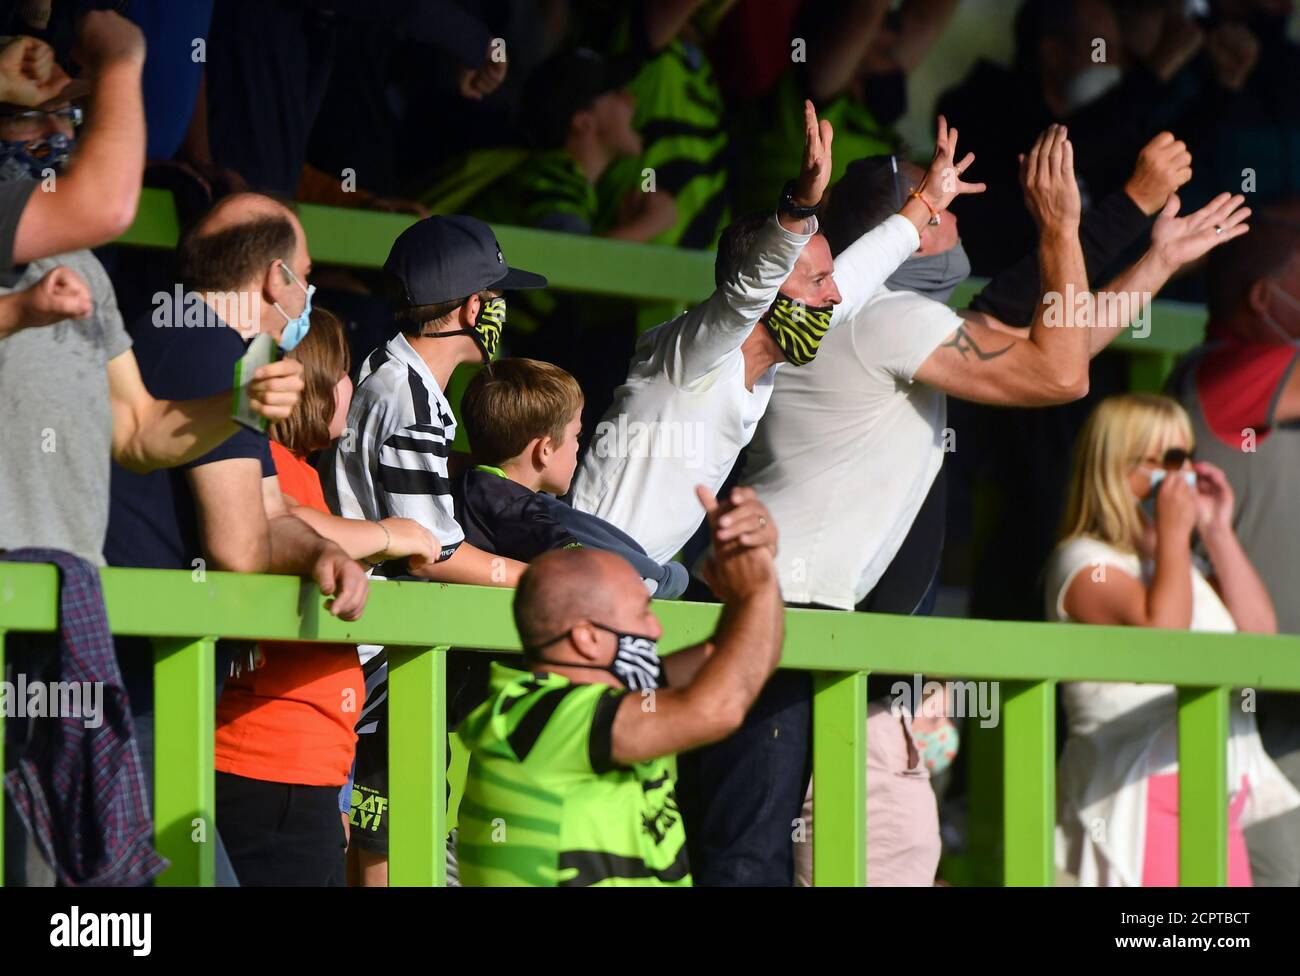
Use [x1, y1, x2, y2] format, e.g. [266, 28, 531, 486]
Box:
[457, 486, 785, 887]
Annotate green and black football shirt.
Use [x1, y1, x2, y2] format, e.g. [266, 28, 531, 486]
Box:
[457, 662, 691, 887]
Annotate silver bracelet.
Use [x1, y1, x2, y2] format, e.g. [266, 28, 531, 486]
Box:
[372, 521, 392, 564]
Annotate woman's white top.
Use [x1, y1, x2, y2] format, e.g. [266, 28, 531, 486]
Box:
[1045, 535, 1300, 886]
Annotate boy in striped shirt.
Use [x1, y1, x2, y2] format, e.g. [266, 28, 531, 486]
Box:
[324, 215, 547, 881]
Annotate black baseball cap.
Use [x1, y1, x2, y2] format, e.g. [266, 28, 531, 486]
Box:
[520, 47, 639, 149]
[383, 215, 547, 306]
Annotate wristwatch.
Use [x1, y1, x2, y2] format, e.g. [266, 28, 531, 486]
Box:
[778, 180, 820, 219]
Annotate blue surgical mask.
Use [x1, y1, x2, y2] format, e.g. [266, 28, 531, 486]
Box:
[273, 265, 315, 352]
[0, 132, 73, 182]
[1139, 468, 1198, 521]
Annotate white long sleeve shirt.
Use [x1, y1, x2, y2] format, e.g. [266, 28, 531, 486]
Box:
[570, 212, 920, 563]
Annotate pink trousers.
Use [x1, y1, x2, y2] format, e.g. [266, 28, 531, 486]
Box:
[1141, 772, 1252, 886]
[794, 701, 941, 886]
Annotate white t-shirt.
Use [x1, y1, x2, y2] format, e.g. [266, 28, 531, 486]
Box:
[739, 284, 961, 609]
[570, 213, 921, 563]
[1046, 535, 1235, 629]
[1045, 533, 1236, 739]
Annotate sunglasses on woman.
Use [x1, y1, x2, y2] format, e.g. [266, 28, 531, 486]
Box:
[1138, 446, 1195, 470]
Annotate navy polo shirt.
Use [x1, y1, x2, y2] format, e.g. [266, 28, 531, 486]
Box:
[453, 465, 580, 562]
[105, 303, 274, 571]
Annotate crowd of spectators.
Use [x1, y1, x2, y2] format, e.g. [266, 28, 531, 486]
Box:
[1, 0, 1299, 888]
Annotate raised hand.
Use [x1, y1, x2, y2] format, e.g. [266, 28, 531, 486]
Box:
[916, 114, 985, 214]
[1192, 461, 1235, 537]
[1150, 192, 1250, 271]
[695, 484, 777, 603]
[0, 37, 71, 107]
[19, 266, 93, 328]
[1019, 124, 1081, 232]
[1125, 131, 1193, 217]
[791, 99, 834, 207]
[1153, 469, 1197, 542]
[710, 485, 779, 556]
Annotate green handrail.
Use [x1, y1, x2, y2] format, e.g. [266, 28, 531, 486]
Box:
[29, 194, 1219, 886]
[4, 563, 1298, 886]
[115, 188, 1206, 389]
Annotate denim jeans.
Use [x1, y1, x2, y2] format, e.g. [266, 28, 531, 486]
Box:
[675, 670, 813, 886]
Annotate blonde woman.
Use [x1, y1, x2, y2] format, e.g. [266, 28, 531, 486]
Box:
[1046, 393, 1300, 886]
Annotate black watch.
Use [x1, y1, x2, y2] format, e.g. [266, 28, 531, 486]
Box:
[778, 180, 820, 219]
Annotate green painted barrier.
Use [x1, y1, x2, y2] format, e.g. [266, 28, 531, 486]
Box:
[117, 189, 1207, 389]
[41, 192, 1219, 887]
[4, 563, 1299, 887]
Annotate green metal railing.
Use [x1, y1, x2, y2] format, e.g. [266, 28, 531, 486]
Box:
[117, 188, 1207, 394]
[0, 193, 1228, 887]
[3, 564, 1298, 886]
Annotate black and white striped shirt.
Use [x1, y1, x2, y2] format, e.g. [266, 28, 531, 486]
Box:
[324, 332, 464, 570]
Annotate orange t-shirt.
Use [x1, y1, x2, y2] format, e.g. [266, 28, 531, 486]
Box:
[214, 442, 364, 786]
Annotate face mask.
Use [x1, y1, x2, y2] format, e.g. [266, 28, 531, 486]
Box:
[1261, 282, 1300, 345]
[764, 292, 834, 366]
[1061, 64, 1122, 113]
[886, 241, 971, 303]
[0, 132, 73, 182]
[472, 295, 506, 360]
[529, 622, 663, 691]
[1139, 467, 1198, 522]
[425, 295, 507, 363]
[273, 265, 315, 352]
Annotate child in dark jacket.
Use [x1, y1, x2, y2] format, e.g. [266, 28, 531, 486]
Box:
[453, 358, 688, 597]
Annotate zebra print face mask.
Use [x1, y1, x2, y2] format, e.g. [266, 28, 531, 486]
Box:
[528, 623, 663, 691]
[763, 293, 834, 366]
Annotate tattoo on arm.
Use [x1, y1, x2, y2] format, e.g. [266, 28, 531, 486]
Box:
[942, 326, 1015, 362]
